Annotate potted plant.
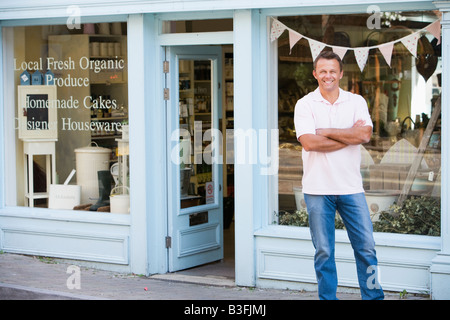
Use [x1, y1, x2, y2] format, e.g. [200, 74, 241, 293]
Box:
[278, 209, 344, 229]
[373, 196, 440, 236]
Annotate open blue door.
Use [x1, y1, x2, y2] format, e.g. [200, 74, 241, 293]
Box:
[166, 46, 223, 272]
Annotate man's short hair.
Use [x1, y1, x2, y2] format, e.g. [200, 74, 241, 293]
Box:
[313, 50, 344, 71]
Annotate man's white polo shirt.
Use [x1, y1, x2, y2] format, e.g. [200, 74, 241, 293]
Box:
[294, 87, 373, 195]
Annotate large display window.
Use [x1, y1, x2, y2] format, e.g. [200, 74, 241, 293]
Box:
[274, 11, 441, 236]
[6, 22, 129, 214]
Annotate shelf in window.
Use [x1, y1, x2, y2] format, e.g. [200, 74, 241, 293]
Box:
[89, 55, 125, 59]
[91, 116, 127, 121]
[92, 135, 122, 140]
[90, 80, 127, 85]
[25, 192, 49, 199]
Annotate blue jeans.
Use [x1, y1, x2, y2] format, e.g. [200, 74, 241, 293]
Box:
[304, 193, 384, 300]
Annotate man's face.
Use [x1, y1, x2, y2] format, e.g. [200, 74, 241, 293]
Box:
[312, 58, 343, 93]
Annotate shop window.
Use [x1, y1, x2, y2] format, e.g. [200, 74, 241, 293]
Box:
[6, 22, 129, 214]
[162, 19, 233, 33]
[275, 11, 441, 236]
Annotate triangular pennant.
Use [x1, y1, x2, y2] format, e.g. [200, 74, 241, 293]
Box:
[354, 48, 369, 72]
[308, 39, 326, 61]
[289, 29, 302, 53]
[332, 46, 348, 60]
[426, 20, 441, 45]
[401, 33, 420, 57]
[378, 42, 394, 67]
[270, 19, 287, 42]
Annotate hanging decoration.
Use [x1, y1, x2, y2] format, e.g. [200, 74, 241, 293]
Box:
[332, 46, 348, 60]
[354, 47, 370, 72]
[271, 19, 287, 42]
[289, 29, 303, 54]
[426, 20, 441, 45]
[401, 33, 420, 57]
[378, 42, 395, 67]
[270, 18, 441, 72]
[308, 39, 326, 61]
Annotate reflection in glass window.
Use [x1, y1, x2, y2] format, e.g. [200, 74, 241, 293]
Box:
[8, 23, 129, 213]
[276, 12, 441, 236]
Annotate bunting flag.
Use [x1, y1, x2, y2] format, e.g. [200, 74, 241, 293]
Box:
[308, 38, 326, 61]
[354, 47, 370, 72]
[270, 19, 287, 42]
[332, 46, 348, 60]
[270, 17, 441, 72]
[426, 20, 441, 45]
[401, 33, 420, 57]
[378, 42, 394, 67]
[289, 29, 303, 53]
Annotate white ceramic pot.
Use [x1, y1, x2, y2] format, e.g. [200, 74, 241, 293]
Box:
[365, 190, 399, 221]
[293, 187, 307, 211]
[75, 143, 111, 204]
[110, 186, 130, 214]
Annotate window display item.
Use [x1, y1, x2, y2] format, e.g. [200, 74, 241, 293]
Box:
[83, 23, 95, 34]
[110, 162, 119, 186]
[98, 23, 110, 35]
[110, 186, 129, 214]
[23, 139, 57, 207]
[116, 138, 129, 188]
[89, 170, 113, 211]
[32, 70, 43, 85]
[74, 143, 111, 204]
[111, 22, 122, 35]
[20, 70, 31, 85]
[91, 42, 100, 56]
[364, 190, 399, 221]
[17, 85, 58, 140]
[44, 69, 55, 85]
[48, 169, 81, 210]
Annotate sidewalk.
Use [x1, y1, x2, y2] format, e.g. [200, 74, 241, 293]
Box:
[0, 252, 428, 300]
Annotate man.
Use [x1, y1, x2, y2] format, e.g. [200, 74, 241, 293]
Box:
[294, 51, 384, 300]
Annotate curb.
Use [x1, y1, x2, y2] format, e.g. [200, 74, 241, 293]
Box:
[0, 282, 107, 300]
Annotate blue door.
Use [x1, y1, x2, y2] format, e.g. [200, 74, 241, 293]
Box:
[166, 46, 223, 271]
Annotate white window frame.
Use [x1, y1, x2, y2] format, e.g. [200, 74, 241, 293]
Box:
[0, 15, 129, 221]
[262, 5, 444, 244]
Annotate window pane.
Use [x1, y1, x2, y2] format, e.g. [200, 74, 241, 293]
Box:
[276, 12, 441, 236]
[8, 22, 129, 213]
[179, 59, 214, 208]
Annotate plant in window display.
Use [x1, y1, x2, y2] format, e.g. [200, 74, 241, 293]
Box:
[278, 195, 440, 236]
[277, 209, 344, 229]
[275, 11, 442, 238]
[373, 196, 440, 236]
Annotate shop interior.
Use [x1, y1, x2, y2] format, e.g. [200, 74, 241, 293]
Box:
[175, 42, 236, 280]
[11, 21, 236, 280]
[12, 23, 129, 214]
[276, 12, 442, 232]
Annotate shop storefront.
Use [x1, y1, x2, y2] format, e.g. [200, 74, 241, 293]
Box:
[0, 0, 449, 299]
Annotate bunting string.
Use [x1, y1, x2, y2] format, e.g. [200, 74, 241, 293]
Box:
[270, 18, 441, 72]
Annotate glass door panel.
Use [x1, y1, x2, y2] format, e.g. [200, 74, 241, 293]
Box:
[179, 59, 214, 209]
